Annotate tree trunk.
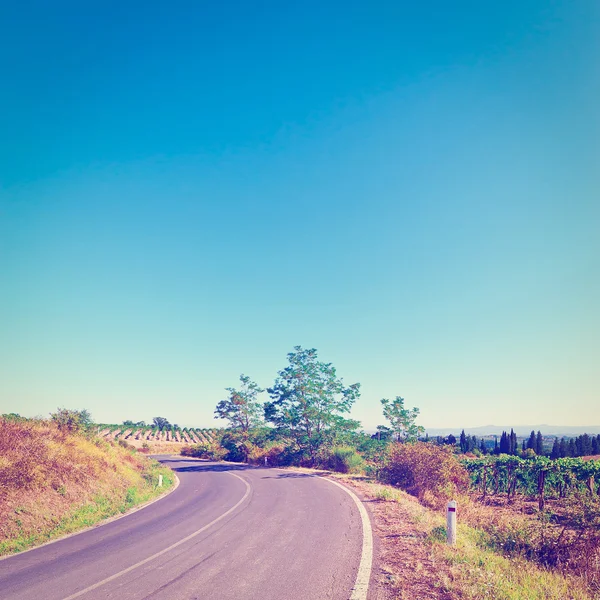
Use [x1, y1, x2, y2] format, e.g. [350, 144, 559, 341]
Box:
[538, 470, 546, 511]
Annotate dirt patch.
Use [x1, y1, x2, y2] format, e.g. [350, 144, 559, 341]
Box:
[338, 477, 456, 600]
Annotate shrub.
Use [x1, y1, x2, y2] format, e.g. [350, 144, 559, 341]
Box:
[50, 408, 93, 434]
[379, 442, 469, 506]
[324, 446, 364, 474]
[180, 442, 227, 461]
[247, 439, 300, 466]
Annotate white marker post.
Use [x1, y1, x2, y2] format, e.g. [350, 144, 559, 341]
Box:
[264, 456, 268, 467]
[447, 500, 457, 546]
[158, 474, 163, 487]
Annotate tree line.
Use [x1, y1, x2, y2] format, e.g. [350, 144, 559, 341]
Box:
[210, 345, 422, 465]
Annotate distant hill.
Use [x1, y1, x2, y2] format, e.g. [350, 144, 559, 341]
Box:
[423, 424, 600, 437]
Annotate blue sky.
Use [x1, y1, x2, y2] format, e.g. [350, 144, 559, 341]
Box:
[1, 1, 598, 430]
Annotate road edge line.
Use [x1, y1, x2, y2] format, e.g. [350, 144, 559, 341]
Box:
[322, 477, 373, 600]
[61, 471, 251, 600]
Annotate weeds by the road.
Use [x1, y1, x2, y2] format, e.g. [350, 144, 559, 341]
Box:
[0, 417, 174, 556]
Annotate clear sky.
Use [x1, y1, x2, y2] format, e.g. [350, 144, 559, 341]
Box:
[1, 1, 598, 430]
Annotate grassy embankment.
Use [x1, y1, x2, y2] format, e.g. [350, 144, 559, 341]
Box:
[0, 417, 174, 556]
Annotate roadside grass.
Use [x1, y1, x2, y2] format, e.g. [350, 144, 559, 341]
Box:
[280, 467, 593, 600]
[0, 417, 174, 557]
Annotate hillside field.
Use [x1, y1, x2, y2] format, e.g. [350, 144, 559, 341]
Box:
[95, 425, 222, 453]
[0, 417, 175, 556]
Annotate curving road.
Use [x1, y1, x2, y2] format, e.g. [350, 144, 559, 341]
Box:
[0, 457, 372, 600]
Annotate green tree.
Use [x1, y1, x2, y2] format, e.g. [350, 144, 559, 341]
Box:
[459, 429, 467, 453]
[152, 416, 170, 431]
[50, 408, 93, 433]
[380, 396, 424, 442]
[265, 346, 361, 462]
[215, 374, 264, 432]
[480, 438, 488, 455]
[535, 431, 544, 456]
[550, 438, 560, 459]
[374, 424, 392, 441]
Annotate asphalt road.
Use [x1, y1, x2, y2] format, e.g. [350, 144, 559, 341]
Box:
[0, 457, 370, 600]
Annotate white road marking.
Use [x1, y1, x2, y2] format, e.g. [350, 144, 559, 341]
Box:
[61, 472, 251, 600]
[322, 478, 373, 600]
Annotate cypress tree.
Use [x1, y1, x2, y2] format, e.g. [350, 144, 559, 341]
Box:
[460, 429, 467, 453]
[510, 429, 517, 455]
[535, 431, 544, 456]
[568, 438, 576, 457]
[593, 436, 599, 455]
[551, 438, 560, 459]
[480, 438, 487, 454]
[559, 437, 567, 458]
[581, 434, 592, 456]
[527, 430, 536, 450]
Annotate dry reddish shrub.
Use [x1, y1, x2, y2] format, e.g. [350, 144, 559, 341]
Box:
[379, 442, 469, 507]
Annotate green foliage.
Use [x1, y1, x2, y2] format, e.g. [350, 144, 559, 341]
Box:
[265, 346, 361, 462]
[2, 413, 24, 422]
[152, 417, 170, 431]
[215, 374, 264, 432]
[464, 455, 600, 509]
[380, 396, 424, 442]
[324, 446, 364, 474]
[50, 408, 93, 433]
[181, 441, 228, 461]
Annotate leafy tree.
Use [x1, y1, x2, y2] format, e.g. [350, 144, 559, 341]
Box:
[215, 374, 264, 432]
[446, 434, 457, 446]
[380, 396, 424, 442]
[123, 420, 135, 426]
[152, 416, 171, 431]
[265, 346, 361, 462]
[373, 425, 393, 441]
[50, 408, 93, 433]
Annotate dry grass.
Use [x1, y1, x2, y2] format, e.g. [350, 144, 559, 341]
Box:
[334, 476, 595, 600]
[0, 417, 173, 555]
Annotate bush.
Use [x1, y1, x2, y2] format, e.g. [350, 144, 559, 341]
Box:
[247, 439, 301, 466]
[180, 442, 227, 461]
[50, 408, 93, 434]
[379, 442, 469, 506]
[324, 446, 364, 474]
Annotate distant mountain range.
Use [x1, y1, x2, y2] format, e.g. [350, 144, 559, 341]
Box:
[423, 425, 600, 437]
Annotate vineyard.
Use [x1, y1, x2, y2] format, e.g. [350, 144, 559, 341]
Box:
[96, 425, 221, 446]
[464, 455, 600, 509]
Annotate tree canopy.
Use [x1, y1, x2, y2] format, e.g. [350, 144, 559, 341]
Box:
[215, 374, 264, 432]
[265, 346, 361, 460]
[380, 396, 424, 442]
